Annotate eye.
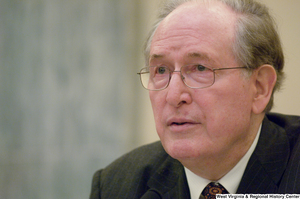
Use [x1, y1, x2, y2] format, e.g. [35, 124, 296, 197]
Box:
[156, 66, 167, 74]
[196, 65, 207, 71]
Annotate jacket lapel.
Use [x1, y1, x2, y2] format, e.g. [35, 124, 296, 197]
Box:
[237, 115, 290, 193]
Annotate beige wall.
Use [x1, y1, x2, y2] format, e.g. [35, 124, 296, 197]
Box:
[137, 0, 300, 146]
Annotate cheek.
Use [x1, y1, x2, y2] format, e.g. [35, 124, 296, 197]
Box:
[149, 91, 165, 123]
[197, 80, 254, 124]
[213, 76, 253, 106]
[149, 92, 169, 141]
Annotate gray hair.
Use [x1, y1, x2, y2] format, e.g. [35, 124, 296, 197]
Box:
[144, 0, 284, 112]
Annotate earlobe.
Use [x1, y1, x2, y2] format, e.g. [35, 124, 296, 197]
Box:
[252, 65, 277, 114]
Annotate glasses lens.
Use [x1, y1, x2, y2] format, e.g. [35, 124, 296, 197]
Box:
[140, 66, 170, 90]
[182, 65, 214, 88]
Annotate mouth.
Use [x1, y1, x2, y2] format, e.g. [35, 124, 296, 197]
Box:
[167, 118, 199, 127]
[167, 120, 199, 132]
[171, 122, 192, 126]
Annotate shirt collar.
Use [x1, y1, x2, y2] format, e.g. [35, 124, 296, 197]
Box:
[184, 125, 261, 199]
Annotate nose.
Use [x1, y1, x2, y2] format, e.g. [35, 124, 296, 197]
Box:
[165, 72, 192, 107]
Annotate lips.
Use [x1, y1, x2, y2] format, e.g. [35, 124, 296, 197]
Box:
[173, 122, 189, 125]
[167, 118, 199, 127]
[171, 122, 192, 126]
[167, 118, 200, 133]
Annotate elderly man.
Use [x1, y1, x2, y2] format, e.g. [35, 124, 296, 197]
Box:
[90, 0, 300, 198]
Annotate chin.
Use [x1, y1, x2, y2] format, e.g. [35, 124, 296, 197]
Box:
[162, 139, 204, 160]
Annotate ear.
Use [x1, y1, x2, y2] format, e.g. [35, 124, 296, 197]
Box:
[251, 65, 277, 114]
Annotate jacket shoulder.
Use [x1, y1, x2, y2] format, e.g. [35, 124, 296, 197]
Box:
[91, 141, 177, 198]
[266, 112, 300, 147]
[102, 141, 168, 175]
[266, 113, 300, 193]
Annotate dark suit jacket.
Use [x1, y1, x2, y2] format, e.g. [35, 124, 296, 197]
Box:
[90, 113, 300, 198]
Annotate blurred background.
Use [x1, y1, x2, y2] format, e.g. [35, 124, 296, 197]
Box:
[0, 0, 299, 198]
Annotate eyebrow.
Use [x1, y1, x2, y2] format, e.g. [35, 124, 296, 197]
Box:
[186, 52, 211, 61]
[149, 52, 212, 63]
[149, 54, 164, 62]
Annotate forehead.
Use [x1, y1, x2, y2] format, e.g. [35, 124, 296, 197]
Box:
[150, 1, 238, 64]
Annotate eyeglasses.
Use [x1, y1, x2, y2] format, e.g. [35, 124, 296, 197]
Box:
[137, 64, 248, 91]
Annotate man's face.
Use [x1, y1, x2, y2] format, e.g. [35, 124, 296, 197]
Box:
[149, 2, 258, 164]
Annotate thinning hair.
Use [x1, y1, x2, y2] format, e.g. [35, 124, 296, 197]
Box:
[144, 0, 284, 112]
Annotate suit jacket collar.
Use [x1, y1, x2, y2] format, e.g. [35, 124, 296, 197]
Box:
[237, 115, 290, 193]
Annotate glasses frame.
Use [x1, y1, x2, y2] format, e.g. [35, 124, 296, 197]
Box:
[137, 65, 248, 91]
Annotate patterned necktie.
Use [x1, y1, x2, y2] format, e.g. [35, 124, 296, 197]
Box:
[199, 182, 229, 199]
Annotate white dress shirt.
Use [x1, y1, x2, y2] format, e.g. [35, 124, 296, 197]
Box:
[185, 125, 261, 199]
